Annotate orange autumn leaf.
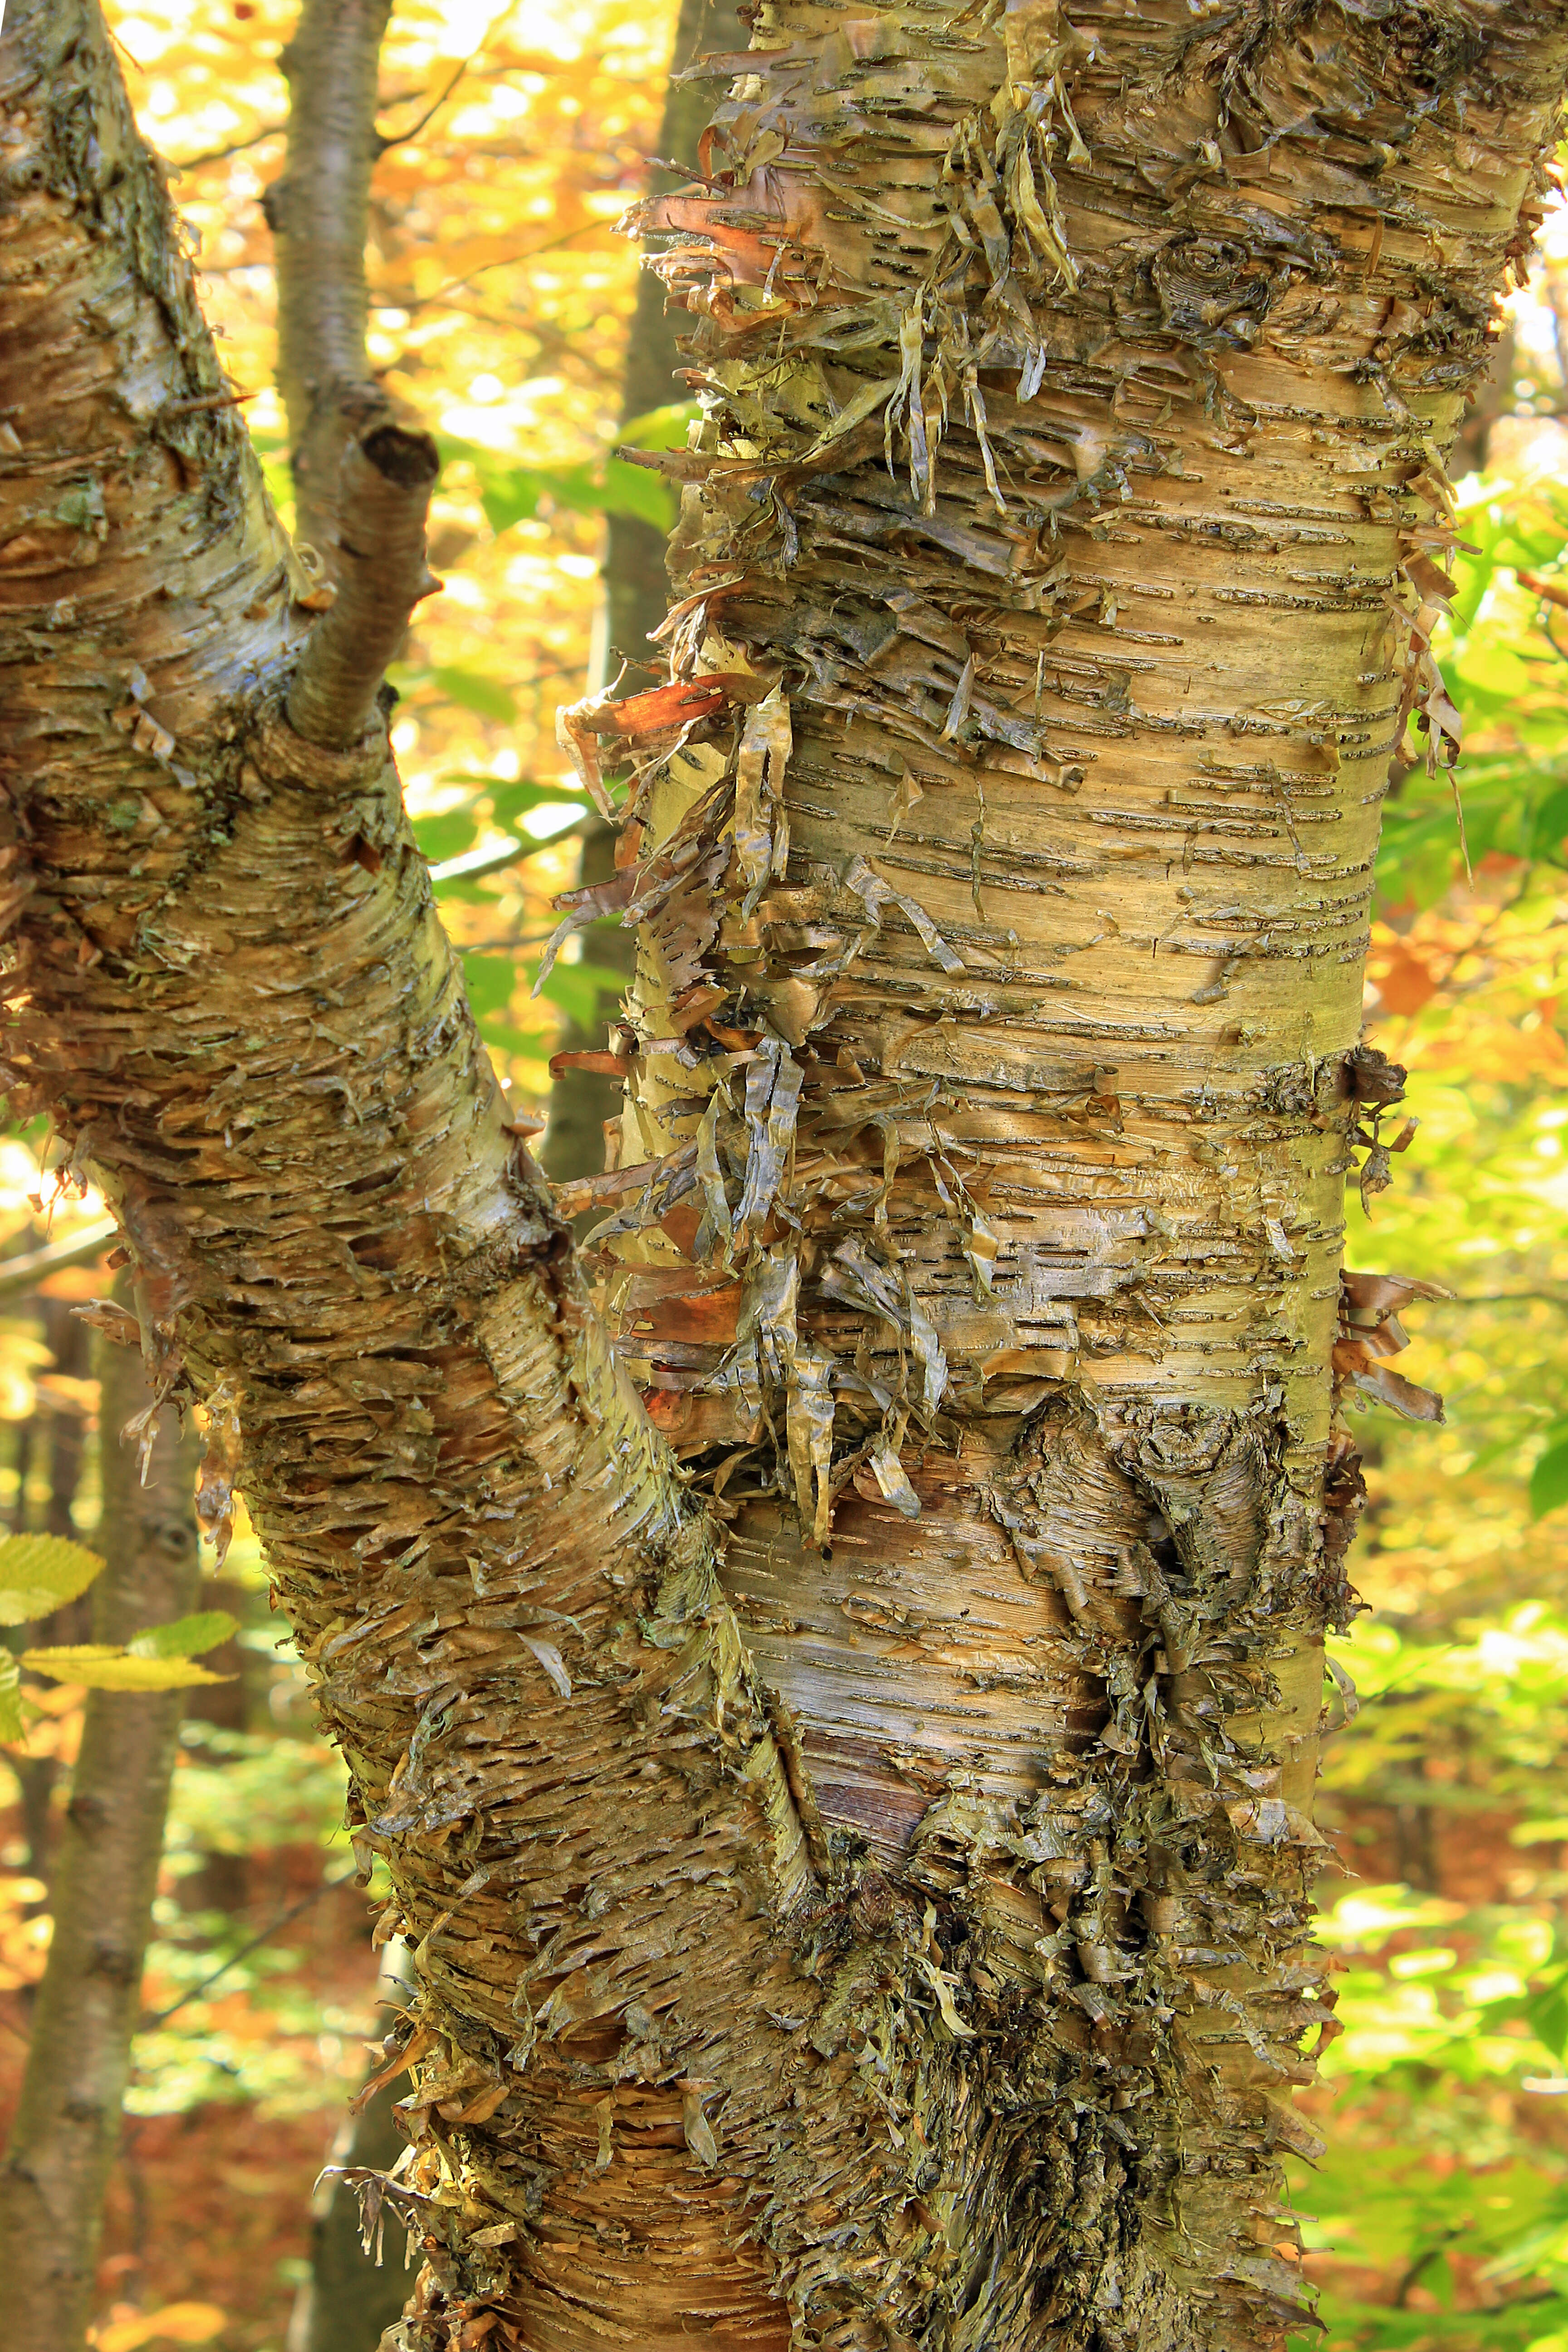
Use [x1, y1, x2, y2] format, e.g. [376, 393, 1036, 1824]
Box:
[92, 2304, 228, 2352]
[1371, 940, 1440, 1016]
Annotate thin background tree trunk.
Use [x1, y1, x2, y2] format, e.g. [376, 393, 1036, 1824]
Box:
[262, 0, 395, 570]
[8, 1288, 98, 1888]
[543, 0, 747, 1186]
[1, 1312, 203, 2349]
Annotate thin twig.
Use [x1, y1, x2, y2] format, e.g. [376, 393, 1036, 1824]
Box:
[168, 122, 285, 172]
[429, 818, 594, 887]
[374, 0, 520, 156]
[0, 1223, 117, 1303]
[394, 224, 617, 318]
[1443, 1291, 1568, 1308]
[140, 1870, 359, 2030]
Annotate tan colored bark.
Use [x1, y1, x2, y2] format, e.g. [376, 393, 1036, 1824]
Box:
[262, 0, 396, 571]
[573, 0, 1568, 2339]
[0, 13, 871, 2350]
[1, 3, 1567, 2351]
[2, 1313, 203, 2348]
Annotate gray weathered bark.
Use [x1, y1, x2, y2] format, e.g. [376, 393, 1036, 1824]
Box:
[1, 1315, 203, 2349]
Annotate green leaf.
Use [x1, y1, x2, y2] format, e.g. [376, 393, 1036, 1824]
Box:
[0, 1533, 106, 1626]
[621, 402, 700, 451]
[1532, 783, 1568, 862]
[478, 460, 602, 532]
[0, 1650, 22, 1743]
[1529, 1986, 1568, 2066]
[1532, 1436, 1568, 1521]
[534, 960, 629, 1025]
[460, 778, 594, 822]
[430, 666, 517, 724]
[477, 466, 544, 534]
[20, 1645, 233, 1692]
[598, 455, 676, 530]
[412, 810, 479, 864]
[461, 953, 517, 1022]
[127, 1610, 239, 1662]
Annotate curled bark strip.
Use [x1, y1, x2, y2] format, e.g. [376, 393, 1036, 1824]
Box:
[286, 421, 441, 749]
[7, 1, 1568, 2346]
[581, 0, 1568, 2339]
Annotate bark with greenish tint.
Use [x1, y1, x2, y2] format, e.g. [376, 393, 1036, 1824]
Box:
[8, 1289, 95, 1885]
[1, 1313, 203, 2350]
[1, 4, 1567, 2351]
[543, 0, 748, 1186]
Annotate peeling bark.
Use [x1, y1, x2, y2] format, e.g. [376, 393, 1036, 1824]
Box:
[544, 0, 750, 1187]
[1, 3, 1566, 2351]
[576, 0, 1568, 2339]
[2, 1312, 203, 2349]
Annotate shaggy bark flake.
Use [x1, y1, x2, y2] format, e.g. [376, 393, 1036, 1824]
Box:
[565, 0, 1568, 2340]
[3, 0, 1568, 2347]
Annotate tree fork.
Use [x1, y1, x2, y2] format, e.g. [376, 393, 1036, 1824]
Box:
[0, 11, 879, 2347]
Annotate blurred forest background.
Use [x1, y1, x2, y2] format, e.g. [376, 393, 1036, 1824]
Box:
[3, 5, 1568, 2348]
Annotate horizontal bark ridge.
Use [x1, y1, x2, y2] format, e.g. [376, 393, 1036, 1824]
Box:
[559, 0, 1568, 2340]
[2, 1, 1567, 2347]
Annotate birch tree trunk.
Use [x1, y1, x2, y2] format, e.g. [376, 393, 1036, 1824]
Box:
[2, 1313, 203, 2347]
[0, 5, 1565, 2352]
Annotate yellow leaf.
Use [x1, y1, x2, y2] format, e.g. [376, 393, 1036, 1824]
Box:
[0, 1533, 105, 1625]
[93, 2304, 228, 2352]
[21, 1647, 232, 1692]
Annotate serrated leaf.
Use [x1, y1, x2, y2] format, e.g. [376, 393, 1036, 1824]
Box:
[1531, 1436, 1568, 1521]
[0, 1533, 106, 1625]
[127, 1610, 239, 1661]
[20, 1646, 233, 1692]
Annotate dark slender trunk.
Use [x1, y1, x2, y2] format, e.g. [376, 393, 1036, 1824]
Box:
[288, 1943, 417, 2352]
[542, 0, 748, 1186]
[13, 1289, 97, 1886]
[1, 1314, 203, 2350]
